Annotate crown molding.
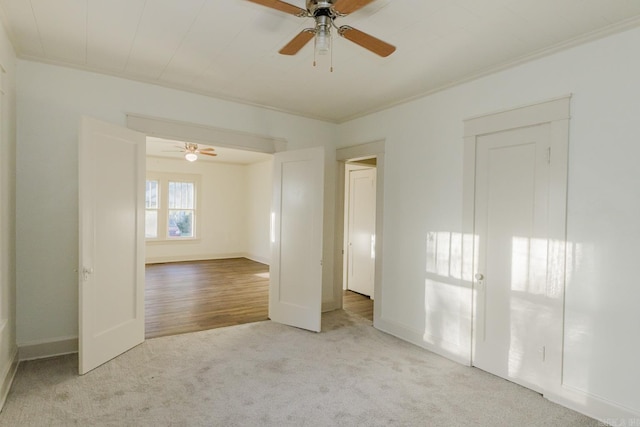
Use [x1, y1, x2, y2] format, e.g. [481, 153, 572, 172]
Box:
[337, 15, 640, 124]
[10, 13, 640, 125]
[16, 53, 339, 124]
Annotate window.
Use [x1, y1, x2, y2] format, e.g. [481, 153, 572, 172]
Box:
[145, 180, 159, 238]
[168, 181, 194, 238]
[145, 173, 199, 240]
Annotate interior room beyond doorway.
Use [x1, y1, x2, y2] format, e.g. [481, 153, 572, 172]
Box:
[342, 157, 377, 322]
[144, 137, 273, 338]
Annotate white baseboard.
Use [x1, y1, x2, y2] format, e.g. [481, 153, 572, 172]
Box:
[145, 253, 271, 265]
[244, 253, 270, 265]
[374, 316, 640, 423]
[18, 337, 78, 361]
[146, 253, 247, 264]
[373, 317, 640, 422]
[0, 348, 18, 412]
[322, 300, 340, 313]
[546, 385, 640, 425]
[374, 317, 472, 366]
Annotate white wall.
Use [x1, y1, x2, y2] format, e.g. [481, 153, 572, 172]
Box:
[15, 20, 639, 423]
[338, 27, 640, 421]
[145, 156, 272, 264]
[15, 61, 337, 351]
[146, 157, 246, 263]
[246, 159, 273, 264]
[0, 17, 17, 409]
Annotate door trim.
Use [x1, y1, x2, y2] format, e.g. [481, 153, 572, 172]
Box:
[462, 95, 571, 395]
[335, 141, 385, 324]
[126, 113, 287, 154]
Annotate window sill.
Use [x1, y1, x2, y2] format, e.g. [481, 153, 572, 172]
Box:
[146, 238, 201, 245]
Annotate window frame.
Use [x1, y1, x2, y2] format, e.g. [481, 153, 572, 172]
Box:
[145, 172, 201, 242]
[145, 179, 160, 239]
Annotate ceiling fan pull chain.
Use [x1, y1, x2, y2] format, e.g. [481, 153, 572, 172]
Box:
[330, 35, 334, 72]
[313, 39, 317, 67]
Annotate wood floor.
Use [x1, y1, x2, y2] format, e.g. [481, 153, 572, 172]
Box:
[145, 258, 373, 339]
[343, 289, 374, 321]
[145, 258, 269, 338]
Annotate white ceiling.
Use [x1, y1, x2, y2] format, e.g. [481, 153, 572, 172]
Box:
[2, 0, 640, 122]
[146, 136, 272, 164]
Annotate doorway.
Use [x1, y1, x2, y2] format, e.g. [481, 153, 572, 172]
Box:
[336, 141, 385, 324]
[344, 160, 376, 297]
[143, 136, 274, 338]
[342, 159, 376, 321]
[463, 96, 570, 396]
[80, 115, 326, 373]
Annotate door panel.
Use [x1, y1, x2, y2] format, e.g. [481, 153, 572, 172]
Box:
[79, 117, 145, 374]
[347, 167, 376, 297]
[270, 147, 324, 332]
[473, 124, 550, 392]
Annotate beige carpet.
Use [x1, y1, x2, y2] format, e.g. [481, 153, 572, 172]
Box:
[0, 311, 597, 426]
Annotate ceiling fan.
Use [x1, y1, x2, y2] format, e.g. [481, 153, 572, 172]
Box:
[248, 0, 396, 60]
[174, 142, 217, 162]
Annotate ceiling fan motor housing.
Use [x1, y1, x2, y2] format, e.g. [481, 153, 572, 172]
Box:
[307, 0, 335, 16]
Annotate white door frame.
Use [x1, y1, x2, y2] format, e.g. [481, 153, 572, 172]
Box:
[127, 114, 325, 330]
[335, 140, 385, 324]
[462, 95, 571, 396]
[126, 114, 287, 154]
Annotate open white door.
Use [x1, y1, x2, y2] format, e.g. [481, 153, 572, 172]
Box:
[79, 117, 145, 374]
[270, 147, 324, 332]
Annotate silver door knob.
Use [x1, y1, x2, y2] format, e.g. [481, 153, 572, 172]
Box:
[475, 273, 484, 281]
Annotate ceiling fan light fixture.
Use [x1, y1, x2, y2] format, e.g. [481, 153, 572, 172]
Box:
[315, 28, 331, 55]
[185, 152, 198, 162]
[314, 14, 332, 56]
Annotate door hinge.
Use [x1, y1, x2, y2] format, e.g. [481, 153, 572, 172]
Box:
[82, 267, 94, 281]
[541, 345, 546, 362]
[546, 147, 551, 164]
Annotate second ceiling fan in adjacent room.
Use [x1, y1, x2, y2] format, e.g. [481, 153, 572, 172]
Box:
[174, 142, 217, 162]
